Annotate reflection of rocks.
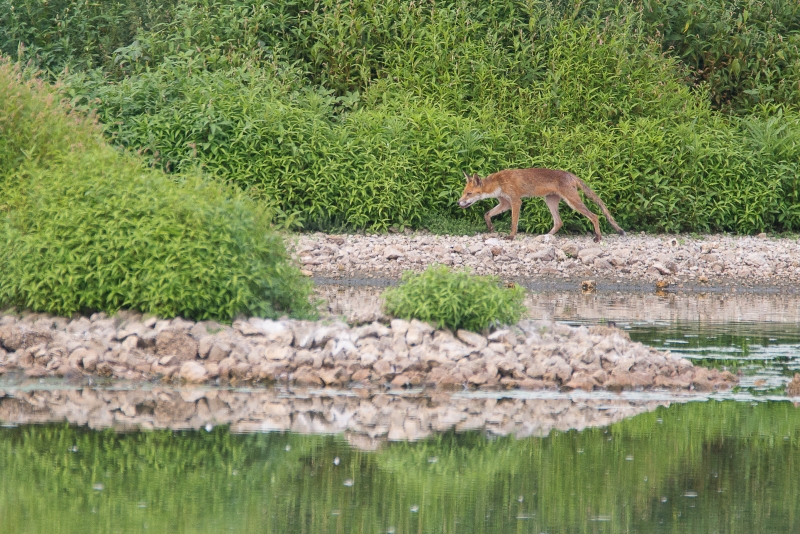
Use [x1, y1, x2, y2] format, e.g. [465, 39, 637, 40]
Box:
[0, 387, 673, 449]
[0, 311, 737, 391]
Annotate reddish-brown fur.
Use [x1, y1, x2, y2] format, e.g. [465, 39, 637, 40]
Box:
[457, 168, 625, 242]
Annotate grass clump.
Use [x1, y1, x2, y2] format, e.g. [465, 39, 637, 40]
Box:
[0, 60, 313, 321]
[383, 266, 526, 332]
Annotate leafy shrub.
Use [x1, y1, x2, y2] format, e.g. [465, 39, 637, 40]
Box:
[5, 1, 800, 235]
[640, 0, 800, 112]
[0, 60, 313, 321]
[382, 266, 526, 332]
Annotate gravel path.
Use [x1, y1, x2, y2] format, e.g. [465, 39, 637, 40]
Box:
[294, 232, 800, 290]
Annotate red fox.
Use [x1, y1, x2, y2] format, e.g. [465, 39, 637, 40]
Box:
[457, 168, 626, 242]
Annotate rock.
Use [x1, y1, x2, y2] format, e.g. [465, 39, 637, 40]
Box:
[565, 372, 598, 391]
[650, 262, 672, 275]
[578, 247, 603, 264]
[0, 324, 52, 352]
[518, 378, 550, 389]
[179, 361, 208, 383]
[230, 362, 252, 380]
[561, 243, 580, 258]
[68, 348, 93, 370]
[594, 258, 613, 270]
[319, 367, 347, 386]
[491, 246, 503, 257]
[248, 319, 294, 345]
[24, 366, 48, 378]
[265, 345, 293, 361]
[542, 357, 572, 383]
[159, 355, 178, 367]
[390, 319, 410, 337]
[373, 359, 394, 379]
[82, 351, 99, 372]
[384, 247, 403, 260]
[456, 330, 488, 350]
[197, 336, 216, 360]
[744, 252, 767, 267]
[207, 341, 232, 362]
[530, 247, 555, 261]
[156, 330, 198, 361]
[406, 320, 433, 346]
[294, 368, 324, 387]
[787, 374, 800, 396]
[351, 368, 371, 382]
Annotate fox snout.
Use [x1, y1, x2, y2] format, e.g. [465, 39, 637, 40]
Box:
[458, 198, 471, 208]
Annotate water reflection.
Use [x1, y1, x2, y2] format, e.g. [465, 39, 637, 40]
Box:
[1, 400, 799, 533]
[0, 387, 672, 448]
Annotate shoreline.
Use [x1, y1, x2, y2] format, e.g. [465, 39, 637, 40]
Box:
[295, 232, 800, 291]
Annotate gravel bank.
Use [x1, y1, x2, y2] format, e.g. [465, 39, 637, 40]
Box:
[295, 232, 800, 288]
[0, 311, 736, 392]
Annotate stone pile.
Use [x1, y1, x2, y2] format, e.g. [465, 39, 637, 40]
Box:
[0, 311, 737, 392]
[0, 387, 673, 448]
[297, 232, 800, 286]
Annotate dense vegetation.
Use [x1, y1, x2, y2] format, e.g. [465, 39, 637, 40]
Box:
[1, 401, 800, 532]
[0, 61, 313, 321]
[2, 0, 799, 235]
[383, 266, 526, 331]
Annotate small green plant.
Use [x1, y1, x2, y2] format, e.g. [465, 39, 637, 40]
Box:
[382, 266, 526, 332]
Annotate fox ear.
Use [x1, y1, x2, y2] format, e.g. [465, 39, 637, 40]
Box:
[472, 173, 482, 186]
[463, 171, 471, 181]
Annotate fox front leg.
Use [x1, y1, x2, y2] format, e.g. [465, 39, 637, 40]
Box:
[484, 199, 510, 233]
[506, 199, 523, 240]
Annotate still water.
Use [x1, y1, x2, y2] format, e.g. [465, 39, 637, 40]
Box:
[2, 287, 800, 533]
[1, 401, 799, 533]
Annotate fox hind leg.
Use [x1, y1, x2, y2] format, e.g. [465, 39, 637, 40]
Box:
[544, 194, 563, 235]
[484, 198, 510, 233]
[561, 189, 603, 242]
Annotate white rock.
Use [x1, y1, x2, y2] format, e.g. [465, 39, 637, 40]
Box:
[179, 361, 208, 383]
[456, 330, 488, 350]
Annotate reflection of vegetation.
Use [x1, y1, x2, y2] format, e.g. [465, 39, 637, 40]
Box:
[2, 401, 800, 532]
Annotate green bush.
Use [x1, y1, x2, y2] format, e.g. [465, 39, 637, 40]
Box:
[0, 61, 313, 321]
[4, 0, 800, 235]
[382, 266, 526, 332]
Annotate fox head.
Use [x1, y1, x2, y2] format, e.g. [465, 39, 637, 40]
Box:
[458, 172, 490, 208]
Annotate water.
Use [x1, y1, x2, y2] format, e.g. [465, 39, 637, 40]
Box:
[3, 285, 800, 532]
[1, 401, 799, 532]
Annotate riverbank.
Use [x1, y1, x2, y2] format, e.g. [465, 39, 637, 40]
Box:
[295, 232, 800, 289]
[0, 310, 736, 392]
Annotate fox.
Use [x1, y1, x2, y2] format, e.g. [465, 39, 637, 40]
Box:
[457, 168, 626, 242]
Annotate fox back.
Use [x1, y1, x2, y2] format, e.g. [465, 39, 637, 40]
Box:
[457, 169, 575, 208]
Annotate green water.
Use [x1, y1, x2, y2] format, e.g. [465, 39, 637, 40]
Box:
[2, 401, 800, 533]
